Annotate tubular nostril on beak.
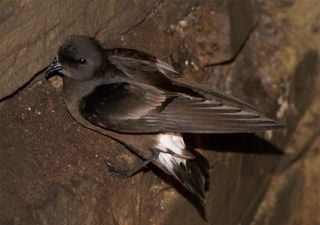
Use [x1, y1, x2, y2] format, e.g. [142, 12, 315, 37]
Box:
[44, 57, 63, 79]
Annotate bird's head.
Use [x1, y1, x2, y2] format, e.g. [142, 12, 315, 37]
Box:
[45, 35, 106, 80]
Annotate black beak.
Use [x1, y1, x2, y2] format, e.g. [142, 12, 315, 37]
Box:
[44, 57, 63, 79]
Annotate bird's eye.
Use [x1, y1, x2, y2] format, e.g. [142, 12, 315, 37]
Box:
[79, 58, 87, 64]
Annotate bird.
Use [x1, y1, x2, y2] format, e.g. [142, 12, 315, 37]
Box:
[44, 35, 282, 205]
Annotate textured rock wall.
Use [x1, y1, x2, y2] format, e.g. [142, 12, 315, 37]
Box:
[0, 0, 319, 225]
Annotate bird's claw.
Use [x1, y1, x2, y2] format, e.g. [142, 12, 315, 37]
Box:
[104, 161, 118, 173]
[104, 160, 131, 177]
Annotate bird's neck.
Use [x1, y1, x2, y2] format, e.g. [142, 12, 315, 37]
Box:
[62, 77, 103, 104]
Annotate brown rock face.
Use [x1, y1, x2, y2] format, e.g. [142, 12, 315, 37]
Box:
[0, 0, 319, 225]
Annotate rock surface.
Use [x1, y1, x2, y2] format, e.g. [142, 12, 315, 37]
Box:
[0, 0, 319, 225]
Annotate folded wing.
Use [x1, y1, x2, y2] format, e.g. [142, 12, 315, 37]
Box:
[79, 81, 281, 133]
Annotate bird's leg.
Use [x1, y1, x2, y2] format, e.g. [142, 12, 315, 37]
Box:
[105, 150, 159, 177]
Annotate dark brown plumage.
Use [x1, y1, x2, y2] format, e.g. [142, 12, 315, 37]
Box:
[44, 35, 282, 205]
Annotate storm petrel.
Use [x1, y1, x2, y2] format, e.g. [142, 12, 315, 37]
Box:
[44, 35, 281, 204]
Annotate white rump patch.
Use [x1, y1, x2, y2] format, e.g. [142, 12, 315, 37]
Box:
[155, 133, 186, 156]
[155, 133, 191, 173]
[158, 152, 186, 174]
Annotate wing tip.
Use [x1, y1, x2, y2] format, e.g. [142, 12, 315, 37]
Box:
[253, 116, 284, 131]
[156, 59, 180, 76]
